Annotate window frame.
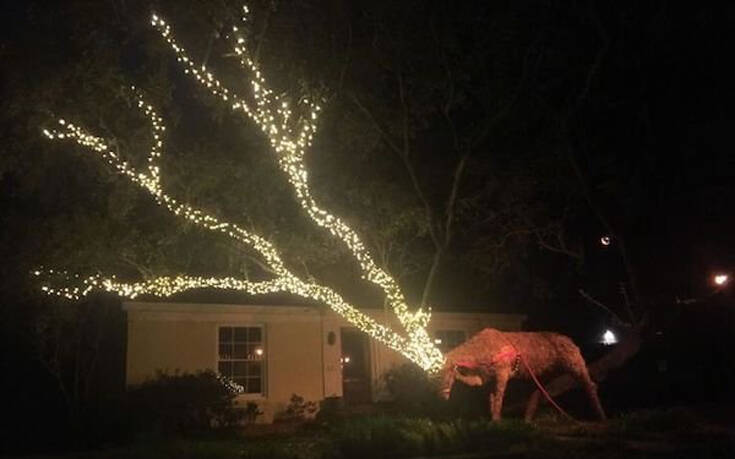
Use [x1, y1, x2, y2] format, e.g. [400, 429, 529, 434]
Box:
[215, 323, 267, 399]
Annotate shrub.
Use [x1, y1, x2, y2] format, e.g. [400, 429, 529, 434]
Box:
[383, 364, 445, 416]
[315, 396, 346, 423]
[243, 401, 264, 424]
[275, 394, 318, 423]
[126, 370, 246, 435]
[325, 414, 539, 459]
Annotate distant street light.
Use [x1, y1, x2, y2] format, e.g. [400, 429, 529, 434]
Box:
[601, 329, 617, 345]
[714, 274, 729, 286]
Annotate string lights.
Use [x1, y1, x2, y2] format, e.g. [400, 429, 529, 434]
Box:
[39, 7, 445, 372]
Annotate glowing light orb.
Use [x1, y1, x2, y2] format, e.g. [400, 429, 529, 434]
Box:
[600, 236, 611, 246]
[601, 329, 617, 345]
[714, 274, 728, 286]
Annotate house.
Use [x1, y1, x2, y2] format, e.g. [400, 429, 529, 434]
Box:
[123, 301, 526, 422]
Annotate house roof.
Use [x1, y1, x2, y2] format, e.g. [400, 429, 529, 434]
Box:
[122, 301, 527, 322]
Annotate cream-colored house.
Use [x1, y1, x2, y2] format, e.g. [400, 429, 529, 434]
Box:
[123, 301, 525, 421]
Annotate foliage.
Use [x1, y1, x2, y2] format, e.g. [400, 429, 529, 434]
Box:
[125, 370, 246, 435]
[12, 408, 735, 459]
[327, 415, 537, 458]
[276, 394, 319, 423]
[382, 363, 445, 416]
[314, 396, 346, 423]
[243, 401, 264, 425]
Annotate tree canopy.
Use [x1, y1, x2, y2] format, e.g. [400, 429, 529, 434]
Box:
[4, 1, 733, 316]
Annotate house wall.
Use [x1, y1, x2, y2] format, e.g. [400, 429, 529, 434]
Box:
[125, 303, 328, 422]
[123, 302, 525, 422]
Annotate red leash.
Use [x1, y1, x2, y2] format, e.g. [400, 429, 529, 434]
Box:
[504, 338, 576, 422]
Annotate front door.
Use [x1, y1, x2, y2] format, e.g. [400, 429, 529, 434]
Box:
[340, 328, 371, 404]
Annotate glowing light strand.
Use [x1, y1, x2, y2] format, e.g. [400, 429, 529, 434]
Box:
[150, 10, 433, 340]
[40, 101, 440, 370]
[39, 9, 445, 372]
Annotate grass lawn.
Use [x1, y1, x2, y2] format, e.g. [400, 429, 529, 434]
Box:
[18, 406, 734, 459]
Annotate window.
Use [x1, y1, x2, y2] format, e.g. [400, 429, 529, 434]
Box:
[218, 326, 265, 395]
[434, 329, 466, 352]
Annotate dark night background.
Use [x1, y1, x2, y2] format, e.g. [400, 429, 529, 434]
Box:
[1, 0, 734, 454]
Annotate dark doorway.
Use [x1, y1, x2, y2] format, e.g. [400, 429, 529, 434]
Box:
[341, 328, 372, 404]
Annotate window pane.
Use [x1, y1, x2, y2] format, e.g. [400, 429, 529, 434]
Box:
[233, 361, 248, 377]
[252, 346, 264, 360]
[219, 327, 232, 343]
[234, 327, 248, 342]
[248, 327, 262, 343]
[218, 361, 232, 376]
[219, 344, 232, 359]
[247, 377, 261, 394]
[233, 343, 247, 359]
[248, 362, 262, 378]
[248, 344, 262, 359]
[234, 377, 247, 388]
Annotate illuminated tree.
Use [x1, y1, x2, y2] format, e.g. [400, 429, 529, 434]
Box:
[38, 7, 444, 372]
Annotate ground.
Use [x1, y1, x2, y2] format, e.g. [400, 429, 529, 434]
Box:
[15, 405, 734, 458]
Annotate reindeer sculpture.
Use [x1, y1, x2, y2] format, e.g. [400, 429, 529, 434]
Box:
[439, 328, 606, 421]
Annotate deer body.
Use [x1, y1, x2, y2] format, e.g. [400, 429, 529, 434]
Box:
[439, 328, 606, 421]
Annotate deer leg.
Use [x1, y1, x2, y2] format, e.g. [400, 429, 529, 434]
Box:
[571, 365, 606, 421]
[489, 369, 510, 421]
[524, 389, 541, 422]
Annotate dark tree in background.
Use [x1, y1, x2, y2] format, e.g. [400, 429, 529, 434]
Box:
[1, 0, 734, 453]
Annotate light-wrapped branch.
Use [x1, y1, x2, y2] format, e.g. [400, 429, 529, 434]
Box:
[41, 91, 443, 371]
[150, 10, 432, 339]
[39, 7, 446, 372]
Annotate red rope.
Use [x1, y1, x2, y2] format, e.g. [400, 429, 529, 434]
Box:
[504, 338, 577, 422]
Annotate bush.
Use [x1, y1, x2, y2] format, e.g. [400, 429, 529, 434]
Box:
[315, 396, 346, 423]
[276, 394, 318, 423]
[327, 415, 538, 458]
[126, 370, 247, 436]
[383, 364, 445, 416]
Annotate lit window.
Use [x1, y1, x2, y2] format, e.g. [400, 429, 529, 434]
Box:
[434, 330, 467, 352]
[218, 326, 265, 395]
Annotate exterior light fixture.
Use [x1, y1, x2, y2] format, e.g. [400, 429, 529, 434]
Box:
[255, 348, 264, 356]
[601, 329, 617, 345]
[714, 274, 729, 286]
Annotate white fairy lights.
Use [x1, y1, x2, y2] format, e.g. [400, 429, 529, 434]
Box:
[39, 7, 444, 373]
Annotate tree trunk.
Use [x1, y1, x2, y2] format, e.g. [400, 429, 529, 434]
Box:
[525, 325, 644, 420]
